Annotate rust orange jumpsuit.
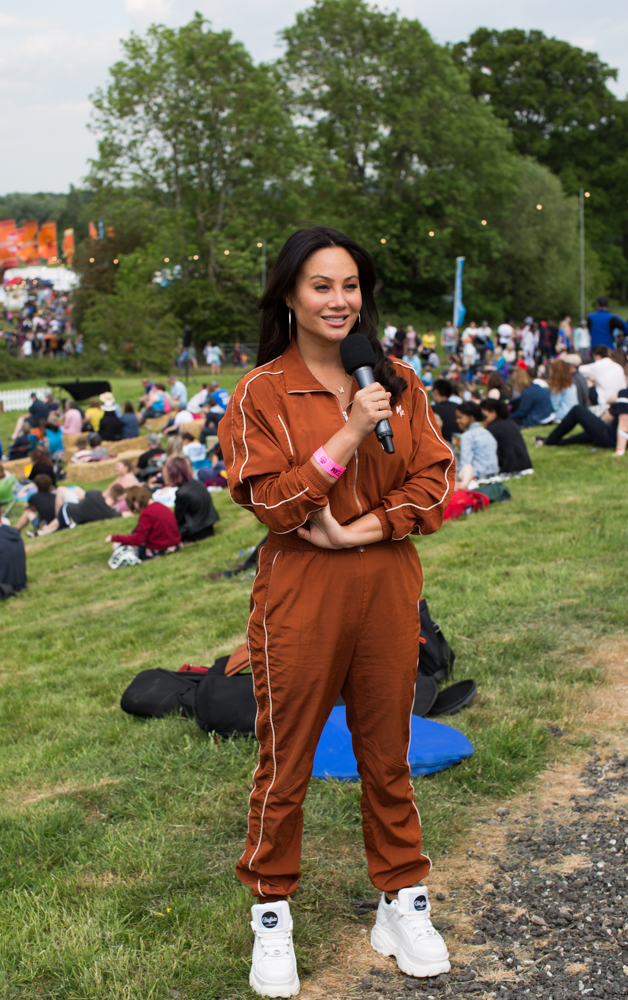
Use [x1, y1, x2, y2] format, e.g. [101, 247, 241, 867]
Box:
[218, 339, 454, 900]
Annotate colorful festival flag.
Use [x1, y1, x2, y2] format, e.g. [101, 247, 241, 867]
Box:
[0, 219, 18, 270]
[453, 256, 466, 328]
[16, 220, 39, 263]
[62, 228, 75, 263]
[89, 220, 98, 240]
[38, 221, 58, 262]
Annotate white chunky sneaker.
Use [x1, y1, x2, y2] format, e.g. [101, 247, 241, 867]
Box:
[249, 900, 300, 997]
[371, 886, 450, 978]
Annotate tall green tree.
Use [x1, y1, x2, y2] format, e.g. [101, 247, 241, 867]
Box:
[279, 0, 520, 316]
[452, 28, 628, 296]
[86, 14, 303, 351]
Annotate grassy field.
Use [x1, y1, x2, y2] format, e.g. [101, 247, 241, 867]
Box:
[0, 385, 626, 998]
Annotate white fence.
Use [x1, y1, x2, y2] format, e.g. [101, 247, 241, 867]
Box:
[0, 388, 49, 413]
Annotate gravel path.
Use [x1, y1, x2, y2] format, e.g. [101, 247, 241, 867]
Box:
[315, 750, 628, 1000]
[298, 643, 628, 1000]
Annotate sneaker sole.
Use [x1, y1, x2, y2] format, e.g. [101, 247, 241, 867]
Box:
[249, 969, 301, 998]
[370, 925, 450, 978]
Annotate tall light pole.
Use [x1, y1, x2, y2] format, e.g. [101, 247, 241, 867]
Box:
[257, 240, 267, 293]
[579, 188, 585, 324]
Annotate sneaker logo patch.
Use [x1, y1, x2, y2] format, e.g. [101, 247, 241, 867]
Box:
[261, 911, 279, 928]
[413, 894, 427, 911]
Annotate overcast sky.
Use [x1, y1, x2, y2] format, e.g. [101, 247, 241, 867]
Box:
[2, 0, 628, 195]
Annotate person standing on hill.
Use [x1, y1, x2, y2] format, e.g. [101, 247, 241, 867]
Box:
[219, 226, 454, 997]
[587, 296, 628, 351]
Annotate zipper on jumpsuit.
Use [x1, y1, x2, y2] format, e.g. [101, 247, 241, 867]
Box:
[285, 387, 364, 522]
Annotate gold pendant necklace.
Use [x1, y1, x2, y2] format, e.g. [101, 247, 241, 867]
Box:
[319, 374, 352, 394]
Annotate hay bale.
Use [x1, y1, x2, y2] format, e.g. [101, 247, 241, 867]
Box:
[177, 420, 203, 439]
[144, 414, 171, 431]
[2, 458, 29, 477]
[68, 450, 142, 483]
[107, 437, 146, 455]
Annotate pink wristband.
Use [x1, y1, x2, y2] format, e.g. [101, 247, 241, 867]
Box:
[313, 446, 346, 479]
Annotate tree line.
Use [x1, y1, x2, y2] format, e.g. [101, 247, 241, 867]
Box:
[5, 0, 627, 369]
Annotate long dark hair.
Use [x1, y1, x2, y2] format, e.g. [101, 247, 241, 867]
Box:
[257, 227, 407, 403]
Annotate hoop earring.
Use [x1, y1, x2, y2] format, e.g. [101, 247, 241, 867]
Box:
[357, 311, 361, 329]
[288, 308, 292, 341]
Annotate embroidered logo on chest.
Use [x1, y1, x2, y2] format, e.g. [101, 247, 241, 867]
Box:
[396, 405, 405, 417]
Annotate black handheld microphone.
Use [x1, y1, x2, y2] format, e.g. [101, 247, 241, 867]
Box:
[340, 334, 395, 454]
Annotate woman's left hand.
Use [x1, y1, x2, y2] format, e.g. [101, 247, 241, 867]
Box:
[104, 535, 112, 544]
[297, 505, 351, 549]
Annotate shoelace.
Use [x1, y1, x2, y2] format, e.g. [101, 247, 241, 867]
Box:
[396, 909, 440, 941]
[256, 930, 292, 958]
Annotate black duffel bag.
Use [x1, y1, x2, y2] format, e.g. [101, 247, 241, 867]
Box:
[417, 598, 455, 682]
[120, 650, 257, 738]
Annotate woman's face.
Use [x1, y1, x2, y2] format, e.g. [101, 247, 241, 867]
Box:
[285, 247, 362, 348]
[455, 411, 473, 431]
[115, 461, 126, 475]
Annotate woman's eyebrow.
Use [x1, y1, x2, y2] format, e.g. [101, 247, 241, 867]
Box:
[309, 273, 359, 281]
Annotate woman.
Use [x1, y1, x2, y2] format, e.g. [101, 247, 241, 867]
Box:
[62, 401, 83, 436]
[102, 459, 139, 501]
[105, 485, 181, 559]
[509, 369, 553, 427]
[120, 401, 140, 439]
[486, 372, 510, 401]
[547, 360, 578, 421]
[454, 401, 499, 488]
[168, 457, 219, 542]
[219, 226, 454, 996]
[480, 399, 532, 475]
[27, 448, 57, 486]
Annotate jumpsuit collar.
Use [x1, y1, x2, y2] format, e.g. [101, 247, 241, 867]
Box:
[282, 337, 355, 402]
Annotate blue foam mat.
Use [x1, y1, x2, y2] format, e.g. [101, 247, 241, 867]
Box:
[312, 706, 474, 781]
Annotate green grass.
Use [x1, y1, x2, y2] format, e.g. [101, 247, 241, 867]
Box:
[0, 418, 626, 998]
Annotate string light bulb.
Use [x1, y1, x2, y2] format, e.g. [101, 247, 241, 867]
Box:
[224, 250, 230, 255]
[536, 204, 543, 210]
[113, 258, 118, 264]
[89, 257, 94, 263]
[193, 254, 198, 260]
[585, 191, 591, 198]
[380, 238, 386, 244]
[164, 257, 169, 262]
[481, 220, 487, 226]
[257, 242, 263, 248]
[429, 231, 435, 237]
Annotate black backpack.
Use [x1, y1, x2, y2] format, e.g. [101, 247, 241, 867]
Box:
[417, 598, 455, 682]
[120, 649, 257, 738]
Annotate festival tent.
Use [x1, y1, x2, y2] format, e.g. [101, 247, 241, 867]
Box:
[2, 266, 78, 292]
[48, 380, 112, 401]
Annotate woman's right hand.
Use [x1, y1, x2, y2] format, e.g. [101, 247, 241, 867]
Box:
[345, 383, 392, 446]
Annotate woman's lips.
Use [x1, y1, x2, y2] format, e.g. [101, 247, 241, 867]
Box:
[322, 315, 349, 326]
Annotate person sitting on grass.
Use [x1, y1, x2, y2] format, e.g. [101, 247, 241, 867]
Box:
[105, 485, 181, 559]
[509, 369, 554, 427]
[480, 399, 532, 475]
[136, 433, 165, 472]
[120, 401, 140, 439]
[8, 421, 31, 460]
[14, 474, 56, 535]
[167, 456, 219, 543]
[430, 379, 458, 443]
[38, 485, 130, 534]
[535, 388, 628, 455]
[547, 359, 579, 421]
[102, 459, 140, 501]
[27, 447, 57, 486]
[454, 401, 499, 489]
[83, 397, 104, 433]
[579, 344, 627, 406]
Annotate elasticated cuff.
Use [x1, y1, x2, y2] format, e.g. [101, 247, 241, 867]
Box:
[301, 456, 338, 496]
[372, 504, 393, 540]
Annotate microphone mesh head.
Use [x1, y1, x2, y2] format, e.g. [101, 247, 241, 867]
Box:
[340, 334, 376, 375]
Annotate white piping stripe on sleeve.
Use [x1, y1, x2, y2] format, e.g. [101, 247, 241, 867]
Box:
[248, 480, 310, 510]
[248, 550, 281, 871]
[238, 369, 284, 483]
[386, 368, 455, 514]
[277, 413, 294, 457]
